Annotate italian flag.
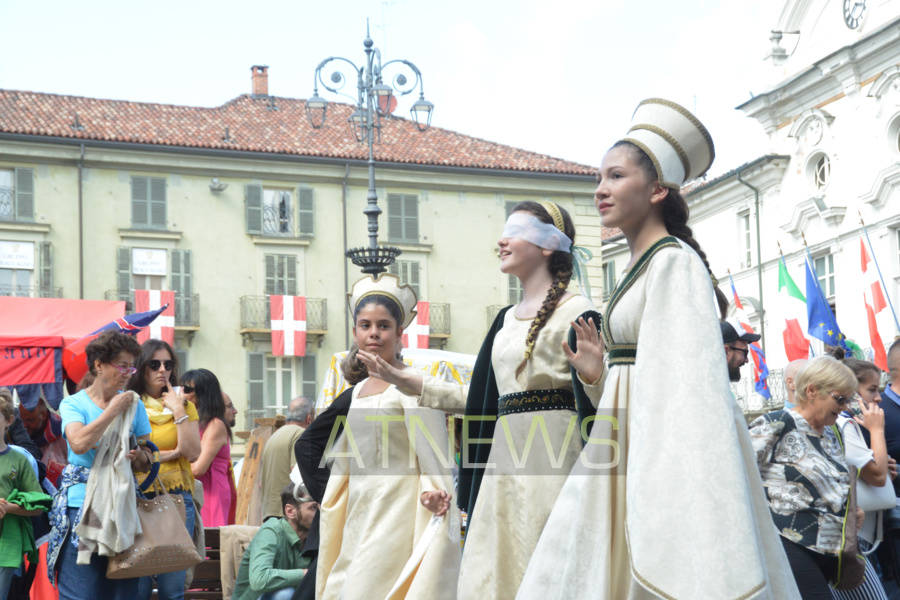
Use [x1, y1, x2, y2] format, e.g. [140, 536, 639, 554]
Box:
[778, 258, 810, 361]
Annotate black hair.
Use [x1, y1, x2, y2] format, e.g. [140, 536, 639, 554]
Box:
[181, 368, 231, 441]
[342, 294, 405, 383]
[127, 339, 179, 398]
[611, 140, 728, 318]
[85, 331, 142, 375]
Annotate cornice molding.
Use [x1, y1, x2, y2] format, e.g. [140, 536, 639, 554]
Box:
[859, 161, 900, 208]
[781, 196, 847, 236]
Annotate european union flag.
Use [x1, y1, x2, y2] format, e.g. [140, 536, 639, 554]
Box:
[805, 257, 848, 350]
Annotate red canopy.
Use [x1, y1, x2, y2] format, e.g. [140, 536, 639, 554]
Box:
[0, 297, 125, 345]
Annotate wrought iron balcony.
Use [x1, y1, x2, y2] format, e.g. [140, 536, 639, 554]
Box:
[428, 302, 450, 349]
[0, 285, 63, 298]
[239, 296, 328, 347]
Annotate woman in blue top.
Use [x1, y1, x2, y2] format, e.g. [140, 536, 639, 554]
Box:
[47, 331, 153, 600]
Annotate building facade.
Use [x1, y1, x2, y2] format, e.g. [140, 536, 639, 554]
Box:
[0, 67, 602, 430]
[601, 0, 900, 410]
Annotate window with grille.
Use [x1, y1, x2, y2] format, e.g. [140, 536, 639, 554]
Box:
[245, 184, 315, 237]
[739, 211, 752, 267]
[0, 241, 52, 297]
[131, 176, 166, 229]
[0, 168, 34, 222]
[387, 193, 419, 243]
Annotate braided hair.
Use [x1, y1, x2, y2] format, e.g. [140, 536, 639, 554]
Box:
[511, 201, 576, 378]
[612, 141, 728, 318]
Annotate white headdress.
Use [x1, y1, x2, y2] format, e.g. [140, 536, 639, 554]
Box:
[348, 273, 418, 329]
[621, 98, 715, 189]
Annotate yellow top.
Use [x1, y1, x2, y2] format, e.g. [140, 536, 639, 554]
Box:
[136, 394, 199, 493]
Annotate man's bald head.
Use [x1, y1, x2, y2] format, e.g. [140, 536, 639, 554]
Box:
[286, 396, 314, 427]
[783, 359, 809, 408]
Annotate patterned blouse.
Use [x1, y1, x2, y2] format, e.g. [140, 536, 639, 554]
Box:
[748, 409, 850, 555]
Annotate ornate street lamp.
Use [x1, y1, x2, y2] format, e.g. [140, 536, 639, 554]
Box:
[307, 25, 434, 275]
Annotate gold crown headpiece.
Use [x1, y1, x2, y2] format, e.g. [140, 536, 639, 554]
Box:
[348, 273, 418, 329]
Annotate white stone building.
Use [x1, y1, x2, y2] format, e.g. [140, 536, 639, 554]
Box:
[602, 0, 900, 409]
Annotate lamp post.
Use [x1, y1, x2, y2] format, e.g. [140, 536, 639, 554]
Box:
[307, 25, 434, 276]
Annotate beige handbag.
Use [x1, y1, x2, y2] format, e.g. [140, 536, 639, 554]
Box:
[106, 443, 204, 579]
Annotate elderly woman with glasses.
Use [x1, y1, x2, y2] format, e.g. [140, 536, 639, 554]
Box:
[127, 339, 201, 600]
[749, 355, 862, 599]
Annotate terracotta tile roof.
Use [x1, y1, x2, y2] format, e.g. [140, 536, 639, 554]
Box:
[601, 227, 622, 241]
[0, 90, 596, 176]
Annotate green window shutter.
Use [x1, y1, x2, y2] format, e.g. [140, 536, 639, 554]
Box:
[387, 194, 403, 241]
[404, 195, 419, 242]
[39, 241, 52, 296]
[246, 184, 263, 234]
[131, 177, 148, 227]
[174, 349, 188, 373]
[286, 255, 297, 295]
[300, 355, 317, 400]
[14, 168, 34, 221]
[298, 187, 314, 235]
[505, 200, 518, 218]
[171, 250, 192, 324]
[409, 261, 420, 297]
[264, 254, 276, 295]
[388, 262, 399, 276]
[247, 352, 265, 429]
[117, 247, 132, 298]
[149, 177, 166, 228]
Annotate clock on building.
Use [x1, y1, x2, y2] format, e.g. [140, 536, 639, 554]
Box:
[843, 0, 866, 29]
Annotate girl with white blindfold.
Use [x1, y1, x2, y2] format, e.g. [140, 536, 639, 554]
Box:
[358, 200, 604, 598]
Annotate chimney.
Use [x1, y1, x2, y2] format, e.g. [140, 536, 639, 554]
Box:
[251, 65, 269, 97]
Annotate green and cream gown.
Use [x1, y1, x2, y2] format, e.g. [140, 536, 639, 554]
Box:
[420, 294, 604, 600]
[515, 238, 800, 600]
[317, 383, 461, 600]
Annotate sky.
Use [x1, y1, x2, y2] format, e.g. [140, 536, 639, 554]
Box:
[0, 0, 782, 176]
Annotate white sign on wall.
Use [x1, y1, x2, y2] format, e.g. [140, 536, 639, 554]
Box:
[132, 248, 167, 276]
[0, 241, 34, 270]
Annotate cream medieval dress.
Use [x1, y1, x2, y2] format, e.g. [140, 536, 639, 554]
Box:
[317, 382, 461, 600]
[514, 238, 799, 600]
[419, 294, 604, 600]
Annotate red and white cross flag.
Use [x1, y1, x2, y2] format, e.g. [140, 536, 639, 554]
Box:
[270, 295, 307, 357]
[134, 289, 175, 345]
[402, 302, 430, 350]
[860, 238, 889, 371]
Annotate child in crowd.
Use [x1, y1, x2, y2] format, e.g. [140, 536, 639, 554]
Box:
[0, 388, 51, 600]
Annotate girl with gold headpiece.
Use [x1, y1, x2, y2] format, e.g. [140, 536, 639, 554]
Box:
[314, 273, 461, 600]
[516, 100, 800, 599]
[359, 201, 604, 599]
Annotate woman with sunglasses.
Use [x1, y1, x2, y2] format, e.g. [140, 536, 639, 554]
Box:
[127, 339, 201, 600]
[187, 369, 236, 527]
[749, 355, 862, 598]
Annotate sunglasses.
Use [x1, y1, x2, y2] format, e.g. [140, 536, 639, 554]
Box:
[113, 363, 137, 376]
[182, 385, 195, 394]
[830, 392, 852, 407]
[728, 346, 749, 358]
[148, 359, 175, 372]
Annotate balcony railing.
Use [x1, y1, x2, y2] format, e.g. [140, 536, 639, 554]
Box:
[429, 302, 450, 336]
[104, 290, 200, 327]
[0, 285, 63, 298]
[239, 296, 328, 332]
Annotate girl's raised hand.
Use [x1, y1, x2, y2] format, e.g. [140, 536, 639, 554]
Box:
[562, 317, 605, 385]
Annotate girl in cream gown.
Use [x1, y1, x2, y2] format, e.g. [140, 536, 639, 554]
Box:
[360, 201, 603, 600]
[317, 275, 461, 600]
[515, 100, 799, 599]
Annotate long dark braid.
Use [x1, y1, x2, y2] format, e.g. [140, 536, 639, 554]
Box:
[511, 201, 576, 378]
[613, 141, 728, 318]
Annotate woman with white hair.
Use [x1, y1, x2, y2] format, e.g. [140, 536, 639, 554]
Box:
[750, 355, 861, 598]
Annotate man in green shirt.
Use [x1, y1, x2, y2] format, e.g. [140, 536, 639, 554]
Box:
[233, 483, 318, 600]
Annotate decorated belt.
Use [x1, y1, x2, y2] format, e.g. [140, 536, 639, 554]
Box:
[497, 388, 576, 417]
[608, 343, 636, 366]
